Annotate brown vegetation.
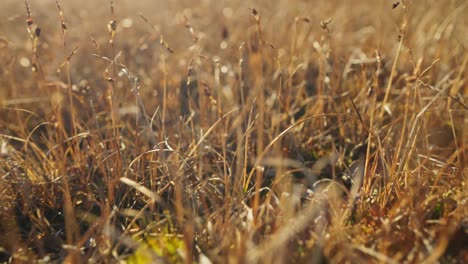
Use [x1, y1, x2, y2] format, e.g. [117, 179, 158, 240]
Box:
[0, 0, 466, 263]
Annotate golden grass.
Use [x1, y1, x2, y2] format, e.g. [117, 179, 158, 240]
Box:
[0, 0, 466, 263]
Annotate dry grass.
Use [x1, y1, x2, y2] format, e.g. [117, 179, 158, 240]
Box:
[0, 0, 467, 263]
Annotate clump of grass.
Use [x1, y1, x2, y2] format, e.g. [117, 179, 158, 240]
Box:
[0, 0, 466, 263]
